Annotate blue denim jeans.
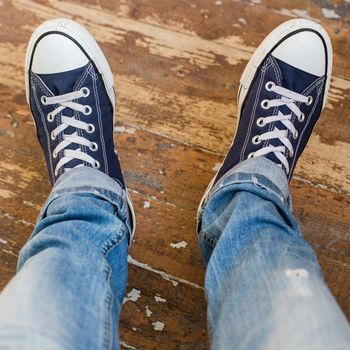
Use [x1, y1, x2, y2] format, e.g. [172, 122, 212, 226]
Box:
[0, 159, 349, 349]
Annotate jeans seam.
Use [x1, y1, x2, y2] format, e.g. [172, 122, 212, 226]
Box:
[199, 229, 217, 248]
[101, 263, 114, 350]
[100, 224, 128, 257]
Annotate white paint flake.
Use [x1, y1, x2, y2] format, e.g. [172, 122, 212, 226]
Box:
[170, 241, 188, 249]
[322, 8, 340, 19]
[120, 341, 138, 350]
[143, 201, 151, 209]
[145, 306, 153, 317]
[127, 255, 203, 289]
[123, 288, 141, 304]
[0, 238, 8, 244]
[114, 126, 136, 134]
[152, 321, 165, 331]
[154, 296, 167, 303]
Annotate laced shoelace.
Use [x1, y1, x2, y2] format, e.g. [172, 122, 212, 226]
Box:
[41, 87, 100, 177]
[248, 81, 313, 174]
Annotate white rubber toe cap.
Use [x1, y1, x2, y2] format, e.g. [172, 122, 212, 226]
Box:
[31, 34, 89, 74]
[271, 31, 326, 77]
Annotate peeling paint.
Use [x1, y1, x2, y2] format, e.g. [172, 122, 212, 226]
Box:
[321, 8, 340, 19]
[123, 288, 141, 304]
[0, 238, 8, 244]
[128, 255, 203, 289]
[114, 126, 136, 134]
[143, 201, 151, 209]
[170, 241, 188, 249]
[154, 295, 167, 303]
[145, 305, 153, 317]
[152, 321, 165, 331]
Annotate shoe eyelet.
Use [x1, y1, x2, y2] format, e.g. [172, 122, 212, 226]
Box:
[248, 152, 255, 159]
[252, 135, 261, 145]
[93, 160, 100, 169]
[50, 131, 56, 140]
[256, 117, 265, 127]
[306, 95, 313, 106]
[81, 87, 90, 97]
[47, 112, 54, 122]
[293, 130, 298, 140]
[89, 142, 98, 151]
[261, 99, 270, 109]
[83, 105, 92, 115]
[53, 150, 58, 158]
[41, 96, 48, 105]
[298, 113, 305, 123]
[86, 124, 95, 133]
[289, 149, 294, 157]
[265, 81, 275, 91]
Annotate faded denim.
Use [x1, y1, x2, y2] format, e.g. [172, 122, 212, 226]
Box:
[197, 156, 350, 350]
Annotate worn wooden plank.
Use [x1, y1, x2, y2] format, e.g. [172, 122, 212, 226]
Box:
[0, 0, 349, 193]
[0, 0, 349, 348]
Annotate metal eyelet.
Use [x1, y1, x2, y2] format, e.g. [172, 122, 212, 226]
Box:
[265, 81, 275, 91]
[256, 117, 265, 127]
[47, 113, 54, 122]
[83, 106, 92, 115]
[53, 150, 58, 158]
[298, 113, 305, 123]
[306, 95, 313, 105]
[93, 160, 100, 169]
[248, 152, 255, 159]
[50, 131, 56, 140]
[293, 130, 298, 140]
[81, 87, 90, 97]
[86, 124, 95, 133]
[89, 142, 98, 151]
[289, 149, 294, 157]
[41, 96, 48, 105]
[261, 99, 270, 109]
[252, 135, 261, 145]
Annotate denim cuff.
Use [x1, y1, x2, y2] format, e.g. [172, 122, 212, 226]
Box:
[37, 167, 132, 234]
[208, 157, 291, 208]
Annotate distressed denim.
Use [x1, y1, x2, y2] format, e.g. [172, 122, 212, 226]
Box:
[197, 156, 350, 350]
[0, 167, 131, 349]
[0, 158, 349, 350]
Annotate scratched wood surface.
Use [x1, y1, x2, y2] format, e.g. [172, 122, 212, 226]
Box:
[0, 0, 349, 349]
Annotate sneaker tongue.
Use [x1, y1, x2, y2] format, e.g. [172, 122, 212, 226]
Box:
[37, 65, 87, 96]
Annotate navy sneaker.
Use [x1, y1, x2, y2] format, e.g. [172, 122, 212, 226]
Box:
[198, 19, 332, 213]
[25, 18, 135, 233]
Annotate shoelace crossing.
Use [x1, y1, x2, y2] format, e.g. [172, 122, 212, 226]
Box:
[41, 87, 100, 176]
[249, 81, 313, 174]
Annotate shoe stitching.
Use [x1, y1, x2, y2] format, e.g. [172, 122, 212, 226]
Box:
[31, 76, 56, 182]
[240, 63, 267, 162]
[92, 75, 109, 175]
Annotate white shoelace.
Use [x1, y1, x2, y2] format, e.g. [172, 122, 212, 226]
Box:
[41, 87, 100, 176]
[249, 81, 313, 174]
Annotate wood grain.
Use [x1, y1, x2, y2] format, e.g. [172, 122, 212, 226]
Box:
[0, 0, 349, 348]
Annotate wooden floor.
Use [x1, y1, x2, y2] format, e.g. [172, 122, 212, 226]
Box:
[0, 0, 349, 348]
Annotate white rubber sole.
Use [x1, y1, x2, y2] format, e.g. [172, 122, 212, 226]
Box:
[196, 18, 333, 225]
[25, 18, 136, 240]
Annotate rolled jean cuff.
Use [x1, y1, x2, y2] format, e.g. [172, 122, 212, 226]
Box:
[209, 157, 291, 208]
[37, 167, 132, 234]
